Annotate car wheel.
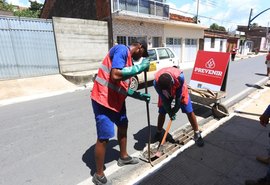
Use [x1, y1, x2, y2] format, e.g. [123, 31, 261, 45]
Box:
[129, 76, 139, 91]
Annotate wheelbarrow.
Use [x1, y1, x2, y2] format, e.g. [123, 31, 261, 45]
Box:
[188, 86, 229, 119]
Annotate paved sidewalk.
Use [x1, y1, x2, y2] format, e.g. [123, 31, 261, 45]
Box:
[0, 74, 92, 106]
[136, 80, 270, 185]
[94, 80, 270, 185]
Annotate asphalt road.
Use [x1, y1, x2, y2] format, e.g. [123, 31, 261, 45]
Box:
[0, 54, 268, 185]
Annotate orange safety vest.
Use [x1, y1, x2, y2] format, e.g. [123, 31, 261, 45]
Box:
[155, 67, 189, 106]
[91, 48, 132, 112]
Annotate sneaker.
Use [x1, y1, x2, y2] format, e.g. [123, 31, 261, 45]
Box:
[117, 156, 139, 167]
[256, 156, 270, 165]
[245, 177, 270, 185]
[92, 173, 112, 185]
[194, 132, 204, 147]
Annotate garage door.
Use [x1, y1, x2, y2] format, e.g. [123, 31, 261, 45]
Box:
[183, 38, 197, 63]
[166, 37, 181, 58]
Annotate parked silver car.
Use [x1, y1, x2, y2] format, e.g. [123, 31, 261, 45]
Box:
[130, 47, 180, 91]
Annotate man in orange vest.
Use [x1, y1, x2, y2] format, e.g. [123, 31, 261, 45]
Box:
[153, 67, 204, 147]
[91, 38, 150, 185]
[230, 47, 237, 61]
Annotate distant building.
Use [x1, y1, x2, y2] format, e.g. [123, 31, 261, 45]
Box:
[0, 10, 13, 16]
[40, 0, 207, 68]
[237, 25, 270, 52]
[202, 29, 228, 53]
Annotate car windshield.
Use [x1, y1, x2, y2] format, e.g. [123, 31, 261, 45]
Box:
[157, 48, 170, 59]
[166, 48, 175, 58]
[147, 49, 157, 61]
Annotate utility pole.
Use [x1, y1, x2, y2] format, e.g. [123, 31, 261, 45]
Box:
[248, 7, 270, 30]
[247, 8, 253, 30]
[108, 0, 114, 48]
[196, 0, 199, 24]
[266, 22, 270, 51]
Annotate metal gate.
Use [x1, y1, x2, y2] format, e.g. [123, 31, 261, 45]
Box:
[0, 16, 58, 80]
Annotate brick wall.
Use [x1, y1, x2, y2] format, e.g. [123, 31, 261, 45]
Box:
[40, 0, 97, 20]
[96, 0, 110, 20]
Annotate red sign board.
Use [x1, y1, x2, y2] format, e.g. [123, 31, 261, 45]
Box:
[189, 50, 230, 91]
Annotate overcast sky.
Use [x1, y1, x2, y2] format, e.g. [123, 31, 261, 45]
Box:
[6, 0, 270, 31]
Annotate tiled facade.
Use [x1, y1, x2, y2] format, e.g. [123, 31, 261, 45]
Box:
[112, 19, 164, 47]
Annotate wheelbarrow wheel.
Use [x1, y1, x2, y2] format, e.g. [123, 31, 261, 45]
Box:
[212, 103, 229, 119]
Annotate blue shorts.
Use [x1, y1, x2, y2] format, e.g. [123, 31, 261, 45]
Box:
[92, 100, 128, 140]
[159, 97, 193, 114]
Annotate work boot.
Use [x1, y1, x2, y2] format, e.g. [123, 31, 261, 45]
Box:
[256, 156, 270, 165]
[245, 177, 270, 185]
[117, 155, 139, 167]
[194, 131, 204, 147]
[92, 173, 112, 185]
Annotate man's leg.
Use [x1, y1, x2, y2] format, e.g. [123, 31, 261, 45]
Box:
[186, 112, 199, 131]
[157, 113, 166, 132]
[95, 139, 108, 176]
[117, 125, 139, 166]
[117, 125, 128, 158]
[186, 112, 204, 147]
[153, 113, 166, 142]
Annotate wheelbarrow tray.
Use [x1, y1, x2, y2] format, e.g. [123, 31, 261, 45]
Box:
[189, 88, 226, 105]
[188, 87, 228, 119]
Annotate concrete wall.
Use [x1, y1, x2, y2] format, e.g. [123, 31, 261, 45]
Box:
[164, 25, 204, 39]
[164, 24, 204, 68]
[204, 38, 227, 52]
[52, 17, 109, 84]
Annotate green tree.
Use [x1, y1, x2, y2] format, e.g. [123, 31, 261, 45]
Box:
[210, 23, 220, 30]
[0, 0, 14, 11]
[29, 1, 43, 11]
[14, 1, 43, 18]
[218, 26, 226, 31]
[251, 23, 259, 28]
[210, 23, 226, 31]
[14, 9, 40, 17]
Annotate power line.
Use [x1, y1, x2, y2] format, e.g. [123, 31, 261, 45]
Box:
[169, 6, 243, 27]
[192, 0, 218, 8]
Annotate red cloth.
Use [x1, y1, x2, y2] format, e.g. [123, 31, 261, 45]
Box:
[266, 53, 270, 61]
[91, 50, 132, 112]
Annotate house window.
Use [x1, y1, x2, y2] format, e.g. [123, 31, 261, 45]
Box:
[166, 38, 173, 45]
[174, 38, 181, 45]
[166, 38, 181, 45]
[185, 38, 197, 46]
[211, 38, 215, 48]
[152, 37, 161, 47]
[220, 40, 223, 52]
[117, 36, 146, 46]
[128, 37, 138, 45]
[117, 36, 127, 45]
